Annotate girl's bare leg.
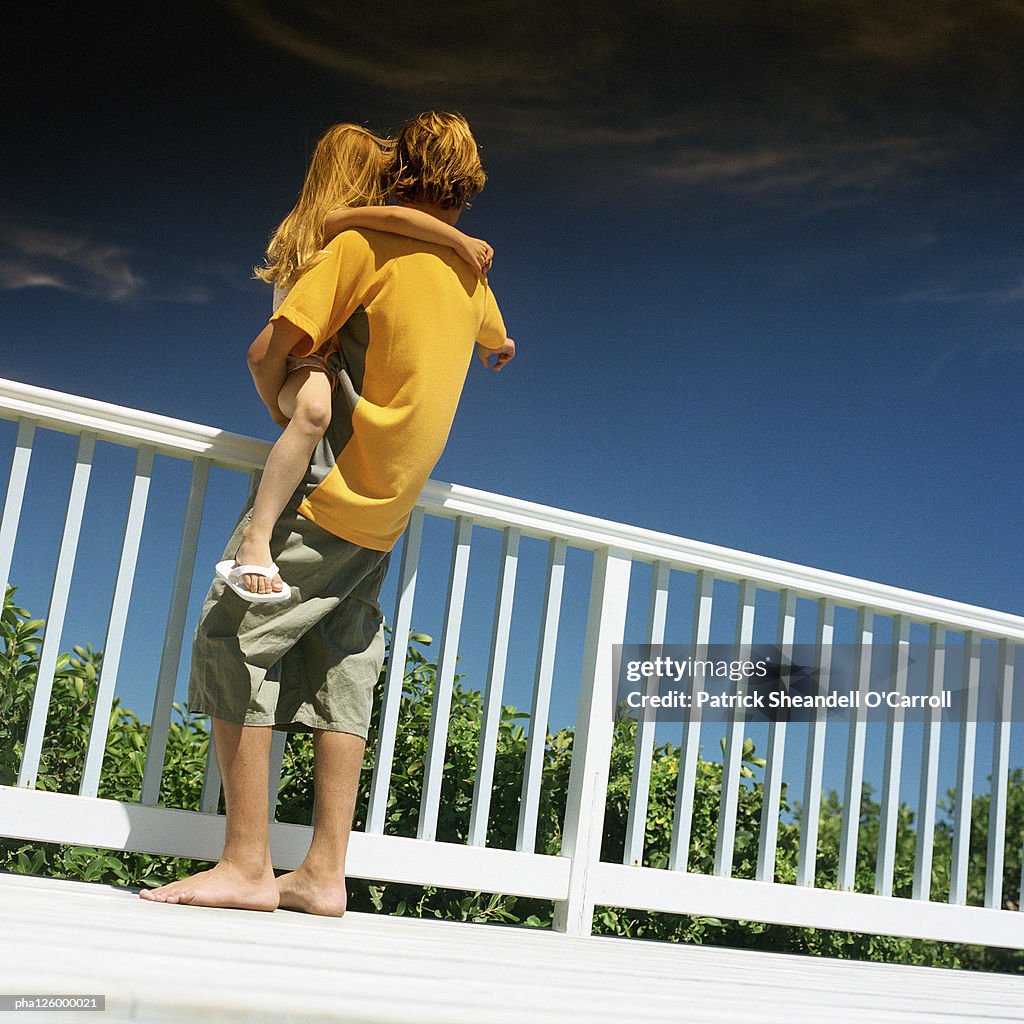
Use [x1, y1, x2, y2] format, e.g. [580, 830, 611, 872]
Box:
[233, 368, 332, 595]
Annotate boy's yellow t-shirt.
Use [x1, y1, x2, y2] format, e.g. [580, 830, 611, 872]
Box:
[270, 227, 508, 552]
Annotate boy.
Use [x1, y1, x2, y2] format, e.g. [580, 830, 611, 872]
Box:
[141, 112, 514, 914]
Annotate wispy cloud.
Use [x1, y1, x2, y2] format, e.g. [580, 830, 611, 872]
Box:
[222, 0, 1024, 201]
[891, 265, 1024, 385]
[0, 223, 144, 302]
[648, 136, 945, 199]
[914, 335, 1024, 387]
[0, 219, 238, 306]
[891, 278, 1024, 306]
[221, 0, 600, 97]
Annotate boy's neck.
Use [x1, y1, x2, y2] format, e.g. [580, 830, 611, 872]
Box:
[397, 199, 462, 226]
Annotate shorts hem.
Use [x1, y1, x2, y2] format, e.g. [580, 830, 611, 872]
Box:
[187, 700, 368, 740]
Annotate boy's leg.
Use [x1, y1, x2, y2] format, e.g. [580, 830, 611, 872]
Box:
[182, 497, 389, 915]
[272, 546, 391, 916]
[275, 728, 366, 917]
[139, 717, 278, 910]
[234, 367, 333, 596]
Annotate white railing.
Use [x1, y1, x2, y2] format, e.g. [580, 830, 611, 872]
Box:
[1, 375, 1022, 946]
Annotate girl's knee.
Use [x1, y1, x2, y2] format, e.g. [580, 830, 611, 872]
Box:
[291, 394, 332, 434]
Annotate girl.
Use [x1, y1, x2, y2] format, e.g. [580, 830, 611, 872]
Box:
[215, 123, 494, 601]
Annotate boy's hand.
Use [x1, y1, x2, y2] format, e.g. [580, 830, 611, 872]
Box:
[457, 236, 494, 280]
[477, 337, 515, 371]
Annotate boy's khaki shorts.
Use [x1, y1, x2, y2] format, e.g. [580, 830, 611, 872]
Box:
[187, 501, 391, 740]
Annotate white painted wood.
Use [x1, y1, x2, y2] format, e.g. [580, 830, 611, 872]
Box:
[518, 537, 566, 853]
[141, 457, 211, 806]
[0, 376, 270, 471]
[986, 639, 1014, 909]
[0, 786, 570, 899]
[797, 598, 835, 887]
[715, 579, 756, 877]
[875, 615, 910, 897]
[21, 782, 1024, 963]
[81, 445, 154, 798]
[12, 873, 1022, 1024]
[757, 588, 795, 883]
[18, 431, 96, 789]
[912, 624, 945, 901]
[419, 515, 473, 841]
[6, 378, 1024, 641]
[6, 379, 1024, 957]
[838, 607, 873, 891]
[950, 631, 981, 906]
[200, 728, 222, 815]
[0, 417, 35, 599]
[416, 478, 1024, 642]
[1020, 839, 1024, 915]
[267, 729, 288, 822]
[553, 548, 632, 935]
[367, 506, 424, 834]
[593, 861, 1024, 950]
[625, 561, 669, 865]
[469, 526, 520, 847]
[670, 570, 713, 871]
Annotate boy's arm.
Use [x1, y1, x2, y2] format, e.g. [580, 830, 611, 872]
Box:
[322, 206, 493, 278]
[247, 318, 309, 425]
[474, 284, 515, 370]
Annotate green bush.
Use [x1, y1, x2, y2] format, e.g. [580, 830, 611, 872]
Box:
[1, 584, 1022, 970]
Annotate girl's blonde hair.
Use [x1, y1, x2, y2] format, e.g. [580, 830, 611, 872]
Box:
[386, 111, 486, 211]
[255, 123, 392, 289]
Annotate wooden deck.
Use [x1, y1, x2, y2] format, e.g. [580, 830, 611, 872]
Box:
[2, 871, 1022, 1023]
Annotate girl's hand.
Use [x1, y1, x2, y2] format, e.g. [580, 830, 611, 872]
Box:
[456, 235, 494, 279]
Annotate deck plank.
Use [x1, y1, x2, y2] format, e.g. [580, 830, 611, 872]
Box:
[1, 872, 1021, 1023]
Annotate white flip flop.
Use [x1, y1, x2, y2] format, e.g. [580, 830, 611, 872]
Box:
[215, 560, 292, 602]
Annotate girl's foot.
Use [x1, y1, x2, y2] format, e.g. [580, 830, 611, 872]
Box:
[232, 530, 283, 596]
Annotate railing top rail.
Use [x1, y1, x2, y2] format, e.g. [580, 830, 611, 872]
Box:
[0, 376, 270, 472]
[419, 482, 1024, 640]
[4, 375, 1023, 640]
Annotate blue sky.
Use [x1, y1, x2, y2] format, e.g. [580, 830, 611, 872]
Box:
[2, 2, 1023, 829]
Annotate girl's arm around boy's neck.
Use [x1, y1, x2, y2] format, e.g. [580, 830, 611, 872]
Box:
[321, 204, 493, 279]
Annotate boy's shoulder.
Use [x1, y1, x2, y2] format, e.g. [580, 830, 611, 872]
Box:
[326, 228, 444, 268]
[323, 226, 377, 253]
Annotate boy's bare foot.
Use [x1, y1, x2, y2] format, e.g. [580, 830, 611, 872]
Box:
[232, 530, 283, 596]
[275, 866, 347, 917]
[139, 859, 279, 912]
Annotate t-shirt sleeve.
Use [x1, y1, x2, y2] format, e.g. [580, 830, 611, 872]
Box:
[270, 232, 380, 357]
[476, 283, 508, 351]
